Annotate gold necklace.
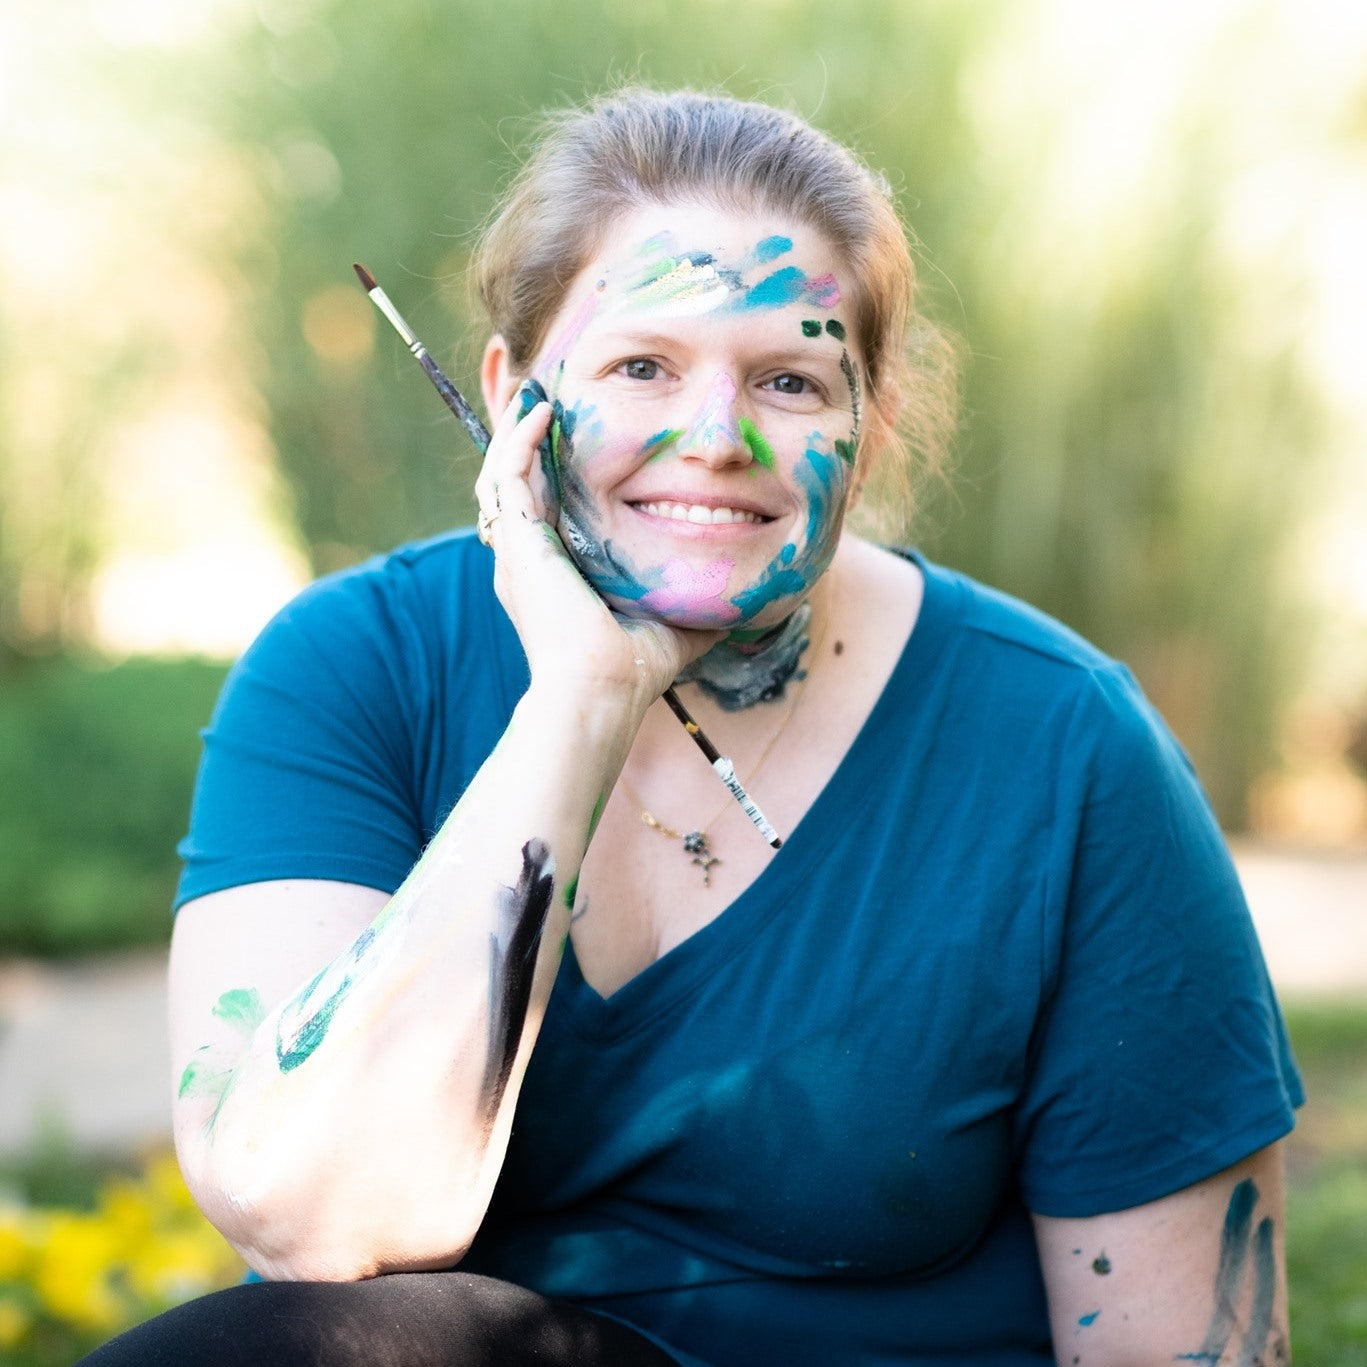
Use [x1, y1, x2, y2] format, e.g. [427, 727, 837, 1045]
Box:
[617, 604, 828, 887]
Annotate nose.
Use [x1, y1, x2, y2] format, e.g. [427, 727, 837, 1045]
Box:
[676, 371, 751, 468]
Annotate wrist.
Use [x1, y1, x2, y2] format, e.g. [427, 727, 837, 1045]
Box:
[517, 677, 651, 753]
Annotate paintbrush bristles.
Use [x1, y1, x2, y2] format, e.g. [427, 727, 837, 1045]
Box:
[358, 275, 421, 350]
[353, 262, 378, 293]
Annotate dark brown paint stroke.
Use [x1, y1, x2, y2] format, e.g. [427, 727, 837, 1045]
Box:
[481, 839, 555, 1122]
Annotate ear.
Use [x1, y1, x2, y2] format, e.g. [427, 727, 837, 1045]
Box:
[480, 335, 521, 418]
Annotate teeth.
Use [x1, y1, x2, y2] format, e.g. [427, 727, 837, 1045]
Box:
[639, 502, 761, 525]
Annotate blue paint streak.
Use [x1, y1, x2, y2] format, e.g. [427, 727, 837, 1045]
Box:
[642, 426, 679, 454]
[582, 542, 655, 604]
[754, 234, 792, 262]
[1235, 1217, 1276, 1367]
[1078, 1311, 1101, 1327]
[728, 552, 806, 618]
[728, 441, 847, 619]
[738, 266, 805, 310]
[1193, 1178, 1261, 1363]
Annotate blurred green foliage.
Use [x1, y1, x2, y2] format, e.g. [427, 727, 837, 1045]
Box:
[1283, 1004, 1367, 1362]
[0, 656, 226, 956]
[156, 0, 1324, 824]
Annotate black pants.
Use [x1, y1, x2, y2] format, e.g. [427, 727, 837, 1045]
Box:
[78, 1271, 679, 1366]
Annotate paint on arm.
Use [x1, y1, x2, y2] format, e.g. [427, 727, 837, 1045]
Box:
[272, 894, 410, 1074]
[177, 987, 267, 1127]
[481, 838, 556, 1122]
[1176, 1178, 1287, 1367]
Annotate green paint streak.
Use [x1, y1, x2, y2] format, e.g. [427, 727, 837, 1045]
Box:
[180, 988, 266, 1123]
[212, 987, 265, 1032]
[565, 791, 608, 909]
[835, 438, 856, 465]
[275, 966, 354, 1073]
[738, 417, 775, 468]
[825, 319, 847, 341]
[587, 790, 607, 841]
[800, 319, 821, 337]
[178, 1048, 231, 1101]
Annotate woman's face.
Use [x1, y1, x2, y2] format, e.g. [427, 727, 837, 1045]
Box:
[527, 200, 863, 631]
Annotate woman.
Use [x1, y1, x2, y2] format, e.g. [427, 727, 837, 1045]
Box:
[87, 88, 1301, 1365]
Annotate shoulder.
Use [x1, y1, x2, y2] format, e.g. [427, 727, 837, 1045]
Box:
[916, 551, 1117, 675]
[908, 551, 1155, 734]
[268, 529, 491, 637]
[207, 526, 521, 762]
[238, 529, 500, 680]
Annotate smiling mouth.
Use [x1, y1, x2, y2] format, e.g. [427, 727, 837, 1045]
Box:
[632, 501, 770, 525]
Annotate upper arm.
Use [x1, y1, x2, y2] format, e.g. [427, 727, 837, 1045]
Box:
[1033, 1142, 1290, 1367]
[168, 880, 389, 1138]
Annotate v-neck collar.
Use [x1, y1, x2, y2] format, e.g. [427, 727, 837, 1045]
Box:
[552, 550, 960, 1042]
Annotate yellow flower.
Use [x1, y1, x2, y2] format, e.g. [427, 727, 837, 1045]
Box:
[1, 1147, 242, 1347]
[0, 1211, 32, 1279]
[33, 1210, 127, 1332]
[142, 1151, 202, 1218]
[128, 1227, 234, 1304]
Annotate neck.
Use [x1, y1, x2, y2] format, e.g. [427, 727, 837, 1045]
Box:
[674, 601, 815, 712]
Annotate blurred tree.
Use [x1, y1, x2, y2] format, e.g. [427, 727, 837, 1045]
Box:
[3, 0, 1336, 829]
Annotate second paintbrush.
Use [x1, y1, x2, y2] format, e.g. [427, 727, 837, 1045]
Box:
[352, 262, 783, 851]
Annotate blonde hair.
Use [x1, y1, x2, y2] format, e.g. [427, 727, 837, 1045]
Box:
[475, 87, 957, 533]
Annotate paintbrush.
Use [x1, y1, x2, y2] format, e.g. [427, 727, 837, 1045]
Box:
[353, 262, 782, 850]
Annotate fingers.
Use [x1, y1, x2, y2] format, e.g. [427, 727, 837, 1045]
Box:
[474, 394, 552, 552]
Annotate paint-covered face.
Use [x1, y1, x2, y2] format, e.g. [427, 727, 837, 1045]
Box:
[529, 201, 863, 631]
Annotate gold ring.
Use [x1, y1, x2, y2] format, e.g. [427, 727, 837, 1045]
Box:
[477, 509, 500, 547]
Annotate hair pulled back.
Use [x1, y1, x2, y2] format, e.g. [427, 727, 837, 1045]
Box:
[475, 87, 956, 530]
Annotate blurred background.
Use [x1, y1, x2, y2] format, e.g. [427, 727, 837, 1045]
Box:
[1, 0, 1365, 1360]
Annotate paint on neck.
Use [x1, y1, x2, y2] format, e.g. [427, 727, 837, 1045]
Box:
[675, 600, 814, 711]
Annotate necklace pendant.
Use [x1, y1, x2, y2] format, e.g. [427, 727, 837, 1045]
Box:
[682, 831, 720, 886]
[692, 852, 721, 886]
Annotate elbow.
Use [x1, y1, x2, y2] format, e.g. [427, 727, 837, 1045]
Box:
[176, 1131, 481, 1281]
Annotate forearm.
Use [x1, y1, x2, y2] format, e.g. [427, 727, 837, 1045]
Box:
[174, 681, 640, 1280]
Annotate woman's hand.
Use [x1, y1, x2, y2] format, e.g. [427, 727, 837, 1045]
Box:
[474, 394, 721, 716]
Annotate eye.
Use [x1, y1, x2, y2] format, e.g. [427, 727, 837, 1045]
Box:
[619, 358, 660, 381]
[768, 373, 808, 395]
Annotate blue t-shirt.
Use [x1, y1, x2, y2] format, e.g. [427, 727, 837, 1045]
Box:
[177, 530, 1302, 1367]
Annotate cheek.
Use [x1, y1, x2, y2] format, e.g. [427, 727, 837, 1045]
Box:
[554, 399, 645, 472]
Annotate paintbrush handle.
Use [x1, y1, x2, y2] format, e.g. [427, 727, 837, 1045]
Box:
[663, 687, 783, 849]
[410, 348, 491, 452]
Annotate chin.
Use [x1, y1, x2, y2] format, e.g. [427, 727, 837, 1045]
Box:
[609, 592, 802, 636]
[602, 593, 747, 633]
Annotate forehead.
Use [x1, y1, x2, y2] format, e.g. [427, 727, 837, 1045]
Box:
[586, 201, 849, 321]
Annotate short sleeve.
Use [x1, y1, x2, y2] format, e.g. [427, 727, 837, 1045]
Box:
[174, 535, 521, 909]
[1013, 665, 1303, 1217]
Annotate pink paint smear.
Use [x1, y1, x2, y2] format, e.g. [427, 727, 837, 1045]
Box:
[640, 557, 742, 625]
